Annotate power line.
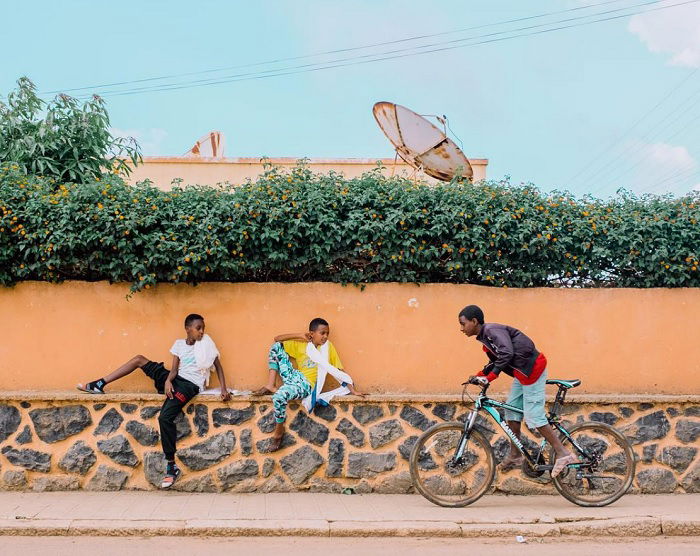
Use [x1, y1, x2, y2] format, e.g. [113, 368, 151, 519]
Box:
[80, 0, 668, 97]
[637, 164, 700, 195]
[73, 0, 699, 99]
[43, 0, 631, 95]
[588, 90, 700, 194]
[567, 67, 699, 188]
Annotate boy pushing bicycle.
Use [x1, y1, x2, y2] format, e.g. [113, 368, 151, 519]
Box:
[459, 305, 577, 478]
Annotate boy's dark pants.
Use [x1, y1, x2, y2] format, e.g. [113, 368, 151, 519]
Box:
[142, 361, 199, 461]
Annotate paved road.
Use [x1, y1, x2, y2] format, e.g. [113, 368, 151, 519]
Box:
[2, 536, 699, 555]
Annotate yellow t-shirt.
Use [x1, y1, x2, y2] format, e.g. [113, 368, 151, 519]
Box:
[282, 340, 343, 388]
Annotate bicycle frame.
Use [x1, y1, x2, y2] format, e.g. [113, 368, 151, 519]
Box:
[454, 385, 590, 473]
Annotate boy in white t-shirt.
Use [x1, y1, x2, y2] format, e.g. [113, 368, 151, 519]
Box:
[78, 313, 231, 488]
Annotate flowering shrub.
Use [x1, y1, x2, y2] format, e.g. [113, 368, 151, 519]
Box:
[1, 163, 699, 293]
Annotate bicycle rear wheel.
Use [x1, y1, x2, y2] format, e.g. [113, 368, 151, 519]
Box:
[409, 422, 495, 507]
[551, 421, 635, 507]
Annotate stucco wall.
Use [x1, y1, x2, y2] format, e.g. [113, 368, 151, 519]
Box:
[126, 157, 489, 190]
[0, 281, 698, 394]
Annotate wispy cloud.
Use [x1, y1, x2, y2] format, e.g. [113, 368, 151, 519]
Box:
[628, 1, 700, 67]
[621, 141, 698, 195]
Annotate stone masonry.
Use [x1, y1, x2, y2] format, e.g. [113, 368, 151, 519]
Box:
[0, 393, 698, 494]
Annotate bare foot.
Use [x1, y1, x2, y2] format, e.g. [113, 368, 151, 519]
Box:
[252, 386, 275, 396]
[269, 422, 286, 451]
[551, 454, 577, 478]
[499, 454, 524, 472]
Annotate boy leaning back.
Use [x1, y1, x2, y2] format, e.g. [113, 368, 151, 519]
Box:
[253, 317, 365, 451]
[78, 313, 232, 488]
[459, 305, 577, 478]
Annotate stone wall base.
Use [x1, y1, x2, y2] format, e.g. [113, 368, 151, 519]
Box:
[0, 393, 698, 494]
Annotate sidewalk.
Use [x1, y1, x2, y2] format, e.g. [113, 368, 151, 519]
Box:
[0, 492, 698, 538]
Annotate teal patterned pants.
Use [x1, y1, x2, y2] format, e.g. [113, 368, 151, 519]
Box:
[268, 342, 313, 424]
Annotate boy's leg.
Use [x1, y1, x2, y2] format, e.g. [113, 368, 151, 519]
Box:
[158, 396, 186, 462]
[78, 354, 150, 393]
[501, 380, 525, 469]
[157, 378, 198, 487]
[270, 375, 313, 449]
[523, 371, 576, 477]
[254, 343, 287, 395]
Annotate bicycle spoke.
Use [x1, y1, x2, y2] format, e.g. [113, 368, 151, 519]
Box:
[410, 423, 495, 507]
[552, 422, 635, 507]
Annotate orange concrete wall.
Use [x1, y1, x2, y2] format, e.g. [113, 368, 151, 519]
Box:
[126, 157, 489, 189]
[1, 281, 697, 395]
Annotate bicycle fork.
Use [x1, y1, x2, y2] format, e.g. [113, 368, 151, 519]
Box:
[453, 410, 479, 462]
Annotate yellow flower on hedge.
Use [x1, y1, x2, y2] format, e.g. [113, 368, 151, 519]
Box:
[97, 203, 103, 209]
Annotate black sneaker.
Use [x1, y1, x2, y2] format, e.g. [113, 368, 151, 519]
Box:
[161, 463, 181, 489]
[77, 379, 106, 394]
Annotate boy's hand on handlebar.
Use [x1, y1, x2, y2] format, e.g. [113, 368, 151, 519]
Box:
[468, 375, 489, 387]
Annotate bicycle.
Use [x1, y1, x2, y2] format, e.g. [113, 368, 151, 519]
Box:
[409, 377, 636, 508]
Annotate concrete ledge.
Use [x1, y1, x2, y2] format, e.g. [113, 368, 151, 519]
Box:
[329, 520, 461, 537]
[661, 518, 700, 536]
[558, 517, 662, 537]
[2, 390, 699, 404]
[1, 517, 696, 538]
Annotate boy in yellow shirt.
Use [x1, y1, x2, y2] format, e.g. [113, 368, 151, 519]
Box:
[253, 318, 364, 451]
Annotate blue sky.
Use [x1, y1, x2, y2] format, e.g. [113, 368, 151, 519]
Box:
[2, 0, 700, 197]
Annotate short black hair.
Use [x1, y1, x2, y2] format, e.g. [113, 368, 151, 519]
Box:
[184, 313, 204, 327]
[459, 305, 484, 324]
[309, 317, 329, 331]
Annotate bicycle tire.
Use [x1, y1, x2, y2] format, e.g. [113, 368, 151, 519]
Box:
[550, 421, 636, 507]
[410, 421, 495, 508]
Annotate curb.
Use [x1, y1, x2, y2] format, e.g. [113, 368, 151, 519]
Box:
[0, 517, 698, 538]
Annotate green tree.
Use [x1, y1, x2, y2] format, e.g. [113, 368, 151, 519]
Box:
[0, 77, 141, 183]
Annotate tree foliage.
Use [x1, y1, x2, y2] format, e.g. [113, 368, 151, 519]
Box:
[1, 163, 698, 293]
[0, 77, 141, 183]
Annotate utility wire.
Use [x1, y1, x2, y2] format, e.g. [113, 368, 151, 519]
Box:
[43, 0, 631, 94]
[567, 67, 699, 188]
[73, 0, 699, 99]
[636, 164, 700, 195]
[588, 89, 700, 195]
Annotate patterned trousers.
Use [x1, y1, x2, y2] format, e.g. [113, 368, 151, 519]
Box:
[268, 342, 313, 423]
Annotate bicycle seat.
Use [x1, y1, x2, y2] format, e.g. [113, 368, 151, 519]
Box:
[546, 378, 581, 389]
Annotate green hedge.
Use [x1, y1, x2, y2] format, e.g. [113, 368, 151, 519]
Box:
[1, 163, 699, 292]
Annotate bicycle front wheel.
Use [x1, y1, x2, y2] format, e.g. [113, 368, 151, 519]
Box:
[551, 421, 636, 507]
[409, 422, 495, 507]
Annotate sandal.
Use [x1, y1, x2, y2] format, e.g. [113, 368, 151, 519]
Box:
[551, 454, 577, 478]
[77, 380, 105, 394]
[161, 464, 181, 489]
[252, 386, 275, 396]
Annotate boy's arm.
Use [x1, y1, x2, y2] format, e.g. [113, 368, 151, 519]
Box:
[344, 373, 367, 396]
[482, 331, 514, 382]
[164, 356, 180, 399]
[274, 332, 312, 343]
[213, 356, 231, 401]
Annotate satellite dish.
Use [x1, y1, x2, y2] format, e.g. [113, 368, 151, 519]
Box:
[184, 131, 225, 158]
[373, 102, 473, 182]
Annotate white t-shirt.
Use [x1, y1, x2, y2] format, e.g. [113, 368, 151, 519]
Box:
[170, 339, 205, 391]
